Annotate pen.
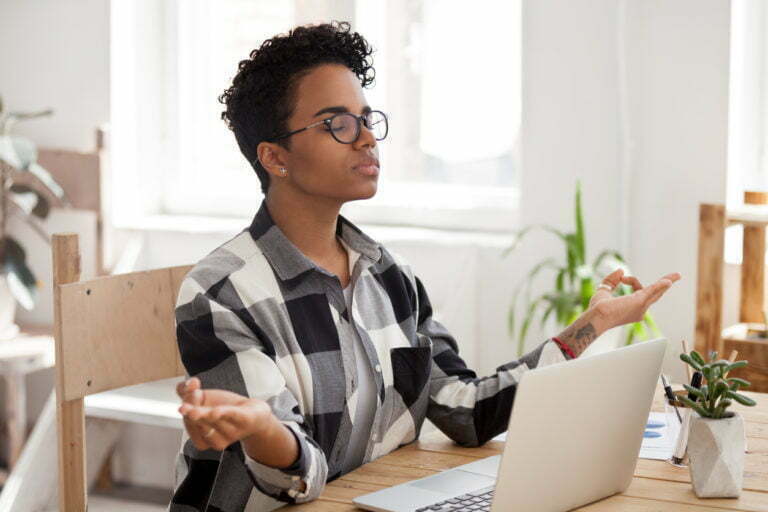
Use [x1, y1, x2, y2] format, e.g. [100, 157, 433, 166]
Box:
[661, 374, 682, 423]
[671, 371, 703, 465]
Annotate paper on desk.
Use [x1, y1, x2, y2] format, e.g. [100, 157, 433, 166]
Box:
[490, 412, 680, 461]
[638, 412, 680, 460]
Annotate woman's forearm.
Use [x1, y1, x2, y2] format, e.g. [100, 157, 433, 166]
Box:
[555, 308, 610, 358]
[241, 414, 300, 469]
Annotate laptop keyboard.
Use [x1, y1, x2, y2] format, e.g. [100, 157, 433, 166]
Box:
[414, 486, 495, 511]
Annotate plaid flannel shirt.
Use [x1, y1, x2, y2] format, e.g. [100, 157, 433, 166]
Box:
[168, 200, 571, 511]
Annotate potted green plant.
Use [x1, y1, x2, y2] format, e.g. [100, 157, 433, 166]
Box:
[503, 180, 661, 356]
[0, 95, 70, 339]
[679, 349, 757, 498]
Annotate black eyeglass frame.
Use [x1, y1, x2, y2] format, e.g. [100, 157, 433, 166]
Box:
[268, 110, 388, 144]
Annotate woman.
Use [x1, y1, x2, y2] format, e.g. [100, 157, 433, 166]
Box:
[169, 21, 680, 511]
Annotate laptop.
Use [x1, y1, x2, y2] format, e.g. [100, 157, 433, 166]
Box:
[353, 337, 668, 512]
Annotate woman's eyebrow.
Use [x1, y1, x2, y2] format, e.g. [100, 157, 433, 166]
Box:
[313, 105, 372, 117]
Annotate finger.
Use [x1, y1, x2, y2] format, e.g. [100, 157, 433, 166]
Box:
[181, 414, 213, 451]
[620, 275, 643, 291]
[176, 380, 187, 398]
[178, 380, 203, 405]
[184, 404, 213, 422]
[602, 268, 624, 288]
[202, 410, 241, 440]
[661, 272, 682, 283]
[643, 278, 673, 305]
[195, 416, 234, 451]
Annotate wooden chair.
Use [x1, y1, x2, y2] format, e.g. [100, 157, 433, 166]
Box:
[52, 233, 192, 510]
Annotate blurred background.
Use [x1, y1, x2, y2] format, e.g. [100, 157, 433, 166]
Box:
[0, 0, 762, 509]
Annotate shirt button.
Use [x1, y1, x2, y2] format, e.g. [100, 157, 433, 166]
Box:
[375, 364, 382, 372]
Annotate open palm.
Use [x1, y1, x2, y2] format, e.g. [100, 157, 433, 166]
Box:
[588, 268, 681, 330]
[176, 377, 273, 451]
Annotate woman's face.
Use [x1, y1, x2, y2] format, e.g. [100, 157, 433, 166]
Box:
[269, 63, 381, 202]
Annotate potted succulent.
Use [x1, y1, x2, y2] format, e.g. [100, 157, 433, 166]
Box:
[503, 180, 662, 356]
[679, 349, 757, 498]
[0, 95, 69, 339]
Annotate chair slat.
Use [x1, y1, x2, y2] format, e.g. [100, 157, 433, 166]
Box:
[58, 264, 193, 401]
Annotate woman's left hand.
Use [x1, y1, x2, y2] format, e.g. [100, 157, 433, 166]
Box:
[588, 268, 682, 330]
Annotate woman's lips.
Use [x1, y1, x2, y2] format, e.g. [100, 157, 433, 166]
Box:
[353, 164, 379, 176]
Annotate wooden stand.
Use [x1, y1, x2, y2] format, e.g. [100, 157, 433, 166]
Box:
[696, 193, 768, 392]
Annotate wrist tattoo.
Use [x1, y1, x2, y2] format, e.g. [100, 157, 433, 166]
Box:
[558, 322, 597, 357]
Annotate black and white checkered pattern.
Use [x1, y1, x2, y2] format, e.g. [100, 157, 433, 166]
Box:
[168, 200, 570, 511]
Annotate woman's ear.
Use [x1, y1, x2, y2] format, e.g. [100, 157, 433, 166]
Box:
[257, 142, 288, 179]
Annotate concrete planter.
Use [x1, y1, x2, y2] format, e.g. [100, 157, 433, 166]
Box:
[687, 412, 745, 498]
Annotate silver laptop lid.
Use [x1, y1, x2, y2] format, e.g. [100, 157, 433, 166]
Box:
[491, 338, 667, 512]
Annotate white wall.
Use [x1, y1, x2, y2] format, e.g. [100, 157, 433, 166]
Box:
[0, 0, 109, 151]
[624, 0, 732, 378]
[0, 0, 733, 493]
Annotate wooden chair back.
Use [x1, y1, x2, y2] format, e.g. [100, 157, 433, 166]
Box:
[52, 232, 192, 510]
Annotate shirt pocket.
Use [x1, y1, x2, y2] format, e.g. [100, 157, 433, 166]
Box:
[389, 335, 433, 435]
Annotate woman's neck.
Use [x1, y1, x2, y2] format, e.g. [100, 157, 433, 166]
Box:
[265, 191, 344, 263]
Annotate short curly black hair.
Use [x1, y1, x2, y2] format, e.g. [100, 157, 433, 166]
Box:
[218, 20, 376, 195]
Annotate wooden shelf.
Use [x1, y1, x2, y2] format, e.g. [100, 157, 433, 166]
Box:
[727, 204, 768, 226]
[697, 198, 768, 392]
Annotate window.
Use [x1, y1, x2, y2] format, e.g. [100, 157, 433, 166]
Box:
[111, 0, 521, 231]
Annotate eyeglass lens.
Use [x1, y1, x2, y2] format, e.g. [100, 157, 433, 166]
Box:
[330, 111, 387, 143]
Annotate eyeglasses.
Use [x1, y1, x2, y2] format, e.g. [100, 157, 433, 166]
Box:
[269, 110, 388, 144]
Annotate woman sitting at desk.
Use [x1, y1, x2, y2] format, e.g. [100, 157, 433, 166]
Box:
[169, 21, 681, 512]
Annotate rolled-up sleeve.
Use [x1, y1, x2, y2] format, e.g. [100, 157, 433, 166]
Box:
[412, 275, 569, 447]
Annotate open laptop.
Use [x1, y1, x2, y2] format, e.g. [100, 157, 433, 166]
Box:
[353, 337, 667, 512]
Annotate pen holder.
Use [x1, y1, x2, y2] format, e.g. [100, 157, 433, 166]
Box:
[666, 389, 693, 467]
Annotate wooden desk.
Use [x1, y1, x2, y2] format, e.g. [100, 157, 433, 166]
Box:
[287, 389, 768, 511]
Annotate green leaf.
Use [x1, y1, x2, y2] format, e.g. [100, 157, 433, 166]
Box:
[680, 353, 702, 372]
[574, 180, 586, 264]
[540, 302, 556, 329]
[1, 236, 38, 310]
[727, 377, 750, 388]
[518, 294, 546, 357]
[683, 384, 705, 400]
[592, 249, 626, 276]
[679, 396, 711, 418]
[565, 233, 577, 282]
[501, 224, 569, 258]
[690, 350, 706, 366]
[625, 327, 635, 346]
[727, 391, 757, 407]
[726, 361, 747, 373]
[626, 321, 648, 345]
[580, 277, 594, 311]
[643, 313, 662, 337]
[714, 399, 732, 419]
[555, 268, 565, 293]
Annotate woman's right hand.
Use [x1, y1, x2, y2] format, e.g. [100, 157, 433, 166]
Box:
[176, 377, 274, 452]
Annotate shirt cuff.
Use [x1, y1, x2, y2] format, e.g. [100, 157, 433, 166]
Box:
[241, 422, 310, 498]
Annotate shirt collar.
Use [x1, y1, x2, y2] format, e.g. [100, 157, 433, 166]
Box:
[248, 200, 382, 282]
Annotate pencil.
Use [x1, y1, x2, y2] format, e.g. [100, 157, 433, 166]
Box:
[681, 339, 693, 382]
[724, 350, 738, 378]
